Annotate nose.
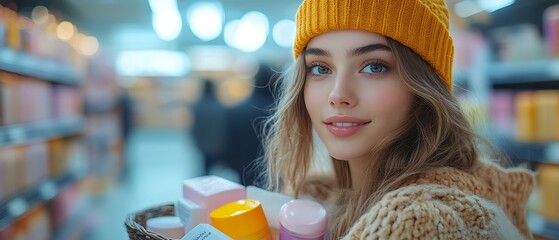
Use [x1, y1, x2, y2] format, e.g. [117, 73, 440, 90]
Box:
[329, 74, 356, 107]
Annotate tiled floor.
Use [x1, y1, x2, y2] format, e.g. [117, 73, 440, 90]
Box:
[85, 128, 204, 240]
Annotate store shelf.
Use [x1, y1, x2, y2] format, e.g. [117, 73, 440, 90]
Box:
[84, 99, 119, 114]
[52, 195, 94, 240]
[489, 59, 559, 90]
[0, 48, 80, 86]
[497, 138, 559, 165]
[0, 173, 79, 229]
[0, 117, 84, 147]
[528, 213, 559, 240]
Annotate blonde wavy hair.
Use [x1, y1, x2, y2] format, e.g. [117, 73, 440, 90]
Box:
[263, 37, 489, 238]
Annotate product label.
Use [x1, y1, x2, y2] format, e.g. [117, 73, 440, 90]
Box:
[182, 224, 232, 240]
[177, 198, 204, 229]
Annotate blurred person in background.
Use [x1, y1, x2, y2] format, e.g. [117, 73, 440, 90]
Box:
[223, 63, 279, 186]
[191, 79, 228, 177]
[264, 0, 535, 239]
[119, 89, 135, 176]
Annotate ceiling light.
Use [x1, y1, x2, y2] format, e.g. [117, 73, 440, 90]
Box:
[224, 11, 269, 52]
[152, 11, 182, 41]
[187, 2, 223, 41]
[477, 0, 515, 12]
[148, 0, 178, 13]
[116, 50, 190, 77]
[273, 19, 296, 48]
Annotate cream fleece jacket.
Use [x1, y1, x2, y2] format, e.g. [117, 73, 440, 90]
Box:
[342, 162, 535, 239]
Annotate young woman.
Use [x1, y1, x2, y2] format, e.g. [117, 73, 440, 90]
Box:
[263, 0, 534, 239]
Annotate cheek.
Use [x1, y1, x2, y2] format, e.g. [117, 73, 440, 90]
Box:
[304, 85, 322, 120]
[364, 86, 412, 120]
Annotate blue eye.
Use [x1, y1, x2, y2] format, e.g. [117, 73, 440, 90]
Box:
[362, 63, 388, 74]
[308, 65, 331, 75]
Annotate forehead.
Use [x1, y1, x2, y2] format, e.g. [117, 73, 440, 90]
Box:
[306, 30, 388, 49]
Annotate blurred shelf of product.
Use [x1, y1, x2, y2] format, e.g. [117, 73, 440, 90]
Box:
[450, 1, 559, 158]
[489, 59, 559, 89]
[83, 51, 124, 192]
[496, 137, 559, 165]
[449, 2, 559, 239]
[0, 117, 84, 146]
[0, 173, 78, 229]
[490, 90, 559, 162]
[0, 48, 80, 85]
[0, 5, 122, 240]
[125, 76, 193, 129]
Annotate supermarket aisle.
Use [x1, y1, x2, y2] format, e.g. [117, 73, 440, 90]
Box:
[86, 128, 204, 240]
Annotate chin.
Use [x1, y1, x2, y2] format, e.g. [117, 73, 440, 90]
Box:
[327, 149, 365, 162]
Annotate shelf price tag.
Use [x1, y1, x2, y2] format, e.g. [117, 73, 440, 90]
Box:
[39, 180, 58, 200]
[7, 197, 28, 218]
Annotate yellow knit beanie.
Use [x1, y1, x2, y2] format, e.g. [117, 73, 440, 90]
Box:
[294, 0, 454, 89]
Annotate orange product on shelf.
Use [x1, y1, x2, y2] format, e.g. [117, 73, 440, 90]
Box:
[1, 205, 51, 240]
[5, 8, 21, 51]
[534, 91, 559, 141]
[515, 91, 537, 142]
[24, 206, 52, 240]
[0, 7, 7, 47]
[3, 221, 26, 240]
[48, 138, 69, 177]
[538, 163, 559, 221]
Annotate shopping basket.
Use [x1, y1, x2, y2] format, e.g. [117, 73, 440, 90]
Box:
[125, 203, 176, 240]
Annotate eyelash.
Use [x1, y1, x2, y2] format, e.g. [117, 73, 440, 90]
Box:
[361, 60, 390, 74]
[305, 60, 391, 76]
[306, 62, 329, 75]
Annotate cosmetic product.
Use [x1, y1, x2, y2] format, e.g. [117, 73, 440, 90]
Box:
[175, 197, 204, 231]
[515, 92, 536, 142]
[538, 163, 559, 221]
[545, 4, 559, 56]
[146, 216, 185, 239]
[246, 185, 294, 229]
[210, 199, 272, 240]
[534, 91, 559, 141]
[279, 199, 328, 240]
[182, 175, 246, 223]
[182, 224, 232, 240]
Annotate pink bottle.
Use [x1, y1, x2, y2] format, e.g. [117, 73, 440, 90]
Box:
[278, 199, 328, 240]
[545, 4, 559, 56]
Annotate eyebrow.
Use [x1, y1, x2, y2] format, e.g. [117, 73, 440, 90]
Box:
[304, 43, 391, 57]
[350, 43, 391, 56]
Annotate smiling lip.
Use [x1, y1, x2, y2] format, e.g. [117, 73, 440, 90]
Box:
[324, 116, 370, 137]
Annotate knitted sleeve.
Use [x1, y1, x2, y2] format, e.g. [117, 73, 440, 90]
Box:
[343, 184, 503, 240]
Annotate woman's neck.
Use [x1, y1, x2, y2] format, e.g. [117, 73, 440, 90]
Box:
[348, 157, 371, 190]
